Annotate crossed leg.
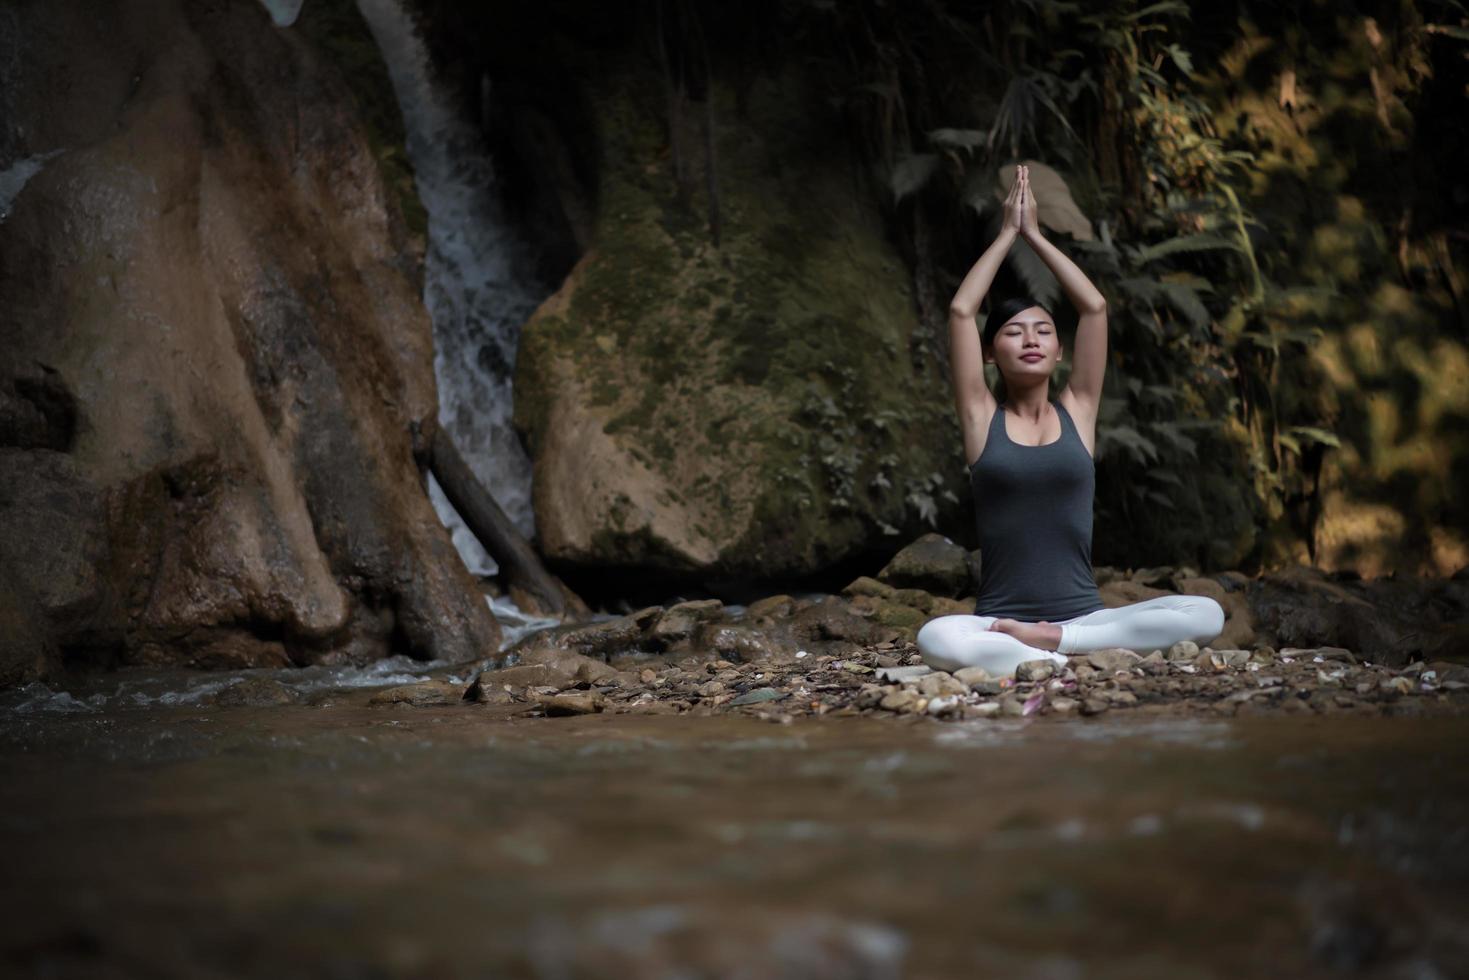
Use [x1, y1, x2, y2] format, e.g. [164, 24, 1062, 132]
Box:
[916, 594, 1225, 676]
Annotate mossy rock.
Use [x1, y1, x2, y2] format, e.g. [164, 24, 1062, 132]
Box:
[513, 65, 963, 578]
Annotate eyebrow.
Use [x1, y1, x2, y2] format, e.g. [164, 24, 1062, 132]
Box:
[1003, 319, 1053, 327]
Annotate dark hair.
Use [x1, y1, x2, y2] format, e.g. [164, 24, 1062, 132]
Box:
[981, 296, 1055, 404]
[982, 296, 1053, 348]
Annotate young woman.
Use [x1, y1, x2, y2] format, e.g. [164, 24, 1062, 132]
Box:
[916, 164, 1224, 677]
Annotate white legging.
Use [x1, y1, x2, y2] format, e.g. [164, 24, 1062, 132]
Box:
[916, 595, 1225, 676]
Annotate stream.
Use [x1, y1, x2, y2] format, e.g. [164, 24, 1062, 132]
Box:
[2, 682, 1466, 978]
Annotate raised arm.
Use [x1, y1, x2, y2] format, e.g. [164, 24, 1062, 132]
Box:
[948, 170, 1025, 462]
[1016, 166, 1108, 430]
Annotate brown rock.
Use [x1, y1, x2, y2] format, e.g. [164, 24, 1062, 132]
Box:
[876, 534, 973, 597]
[539, 691, 605, 716]
[647, 599, 725, 646]
[368, 681, 463, 707]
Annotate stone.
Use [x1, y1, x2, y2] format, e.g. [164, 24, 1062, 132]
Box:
[697, 680, 726, 698]
[539, 691, 605, 716]
[467, 663, 577, 697]
[1015, 659, 1057, 682]
[648, 599, 725, 645]
[1167, 641, 1200, 661]
[728, 687, 788, 706]
[791, 597, 881, 645]
[876, 533, 973, 597]
[953, 666, 992, 687]
[875, 665, 933, 683]
[368, 681, 463, 707]
[210, 676, 303, 707]
[879, 689, 923, 713]
[695, 623, 786, 661]
[926, 694, 961, 717]
[916, 672, 967, 699]
[1080, 697, 1110, 715]
[1050, 697, 1079, 714]
[1087, 649, 1141, 672]
[1177, 576, 1256, 648]
[999, 696, 1026, 717]
[511, 62, 957, 582]
[964, 701, 1001, 719]
[840, 577, 897, 600]
[744, 595, 796, 620]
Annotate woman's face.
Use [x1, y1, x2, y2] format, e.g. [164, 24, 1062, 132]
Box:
[986, 306, 1061, 381]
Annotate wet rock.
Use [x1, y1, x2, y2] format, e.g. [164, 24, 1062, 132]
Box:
[1050, 697, 1079, 714]
[868, 601, 928, 632]
[999, 695, 1026, 717]
[211, 676, 303, 707]
[557, 608, 663, 658]
[1016, 659, 1057, 682]
[1079, 697, 1110, 715]
[728, 687, 788, 707]
[516, 648, 621, 684]
[695, 623, 784, 662]
[539, 691, 605, 716]
[744, 595, 796, 620]
[1099, 580, 1171, 608]
[791, 597, 880, 645]
[647, 599, 725, 646]
[840, 577, 897, 601]
[1087, 649, 1141, 672]
[964, 701, 1001, 719]
[697, 680, 726, 698]
[1280, 646, 1357, 664]
[876, 533, 972, 597]
[468, 663, 577, 696]
[368, 681, 463, 707]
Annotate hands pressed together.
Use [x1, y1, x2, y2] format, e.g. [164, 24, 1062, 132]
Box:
[1001, 163, 1041, 240]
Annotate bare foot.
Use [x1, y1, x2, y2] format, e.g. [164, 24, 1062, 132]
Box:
[989, 618, 1062, 652]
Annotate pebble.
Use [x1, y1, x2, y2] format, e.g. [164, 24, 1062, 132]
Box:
[539, 692, 604, 716]
[917, 672, 967, 698]
[1016, 659, 1057, 682]
[879, 689, 922, 712]
[876, 665, 933, 683]
[953, 666, 992, 687]
[1166, 641, 1200, 661]
[1088, 649, 1141, 672]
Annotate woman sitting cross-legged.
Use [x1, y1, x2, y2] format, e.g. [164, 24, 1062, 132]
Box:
[917, 164, 1224, 678]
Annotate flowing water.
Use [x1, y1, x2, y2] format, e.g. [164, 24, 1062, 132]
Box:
[355, 0, 550, 577]
[2, 680, 1466, 979]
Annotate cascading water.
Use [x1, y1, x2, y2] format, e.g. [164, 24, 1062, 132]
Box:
[355, 0, 547, 578]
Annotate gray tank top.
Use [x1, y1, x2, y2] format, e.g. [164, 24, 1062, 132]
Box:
[969, 399, 1104, 622]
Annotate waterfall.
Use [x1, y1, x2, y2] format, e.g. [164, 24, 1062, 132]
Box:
[355, 0, 546, 577]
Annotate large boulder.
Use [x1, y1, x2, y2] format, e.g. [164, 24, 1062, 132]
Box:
[876, 534, 974, 597]
[512, 66, 962, 580]
[0, 0, 498, 678]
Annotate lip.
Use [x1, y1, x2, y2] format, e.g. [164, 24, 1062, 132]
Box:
[1019, 354, 1044, 362]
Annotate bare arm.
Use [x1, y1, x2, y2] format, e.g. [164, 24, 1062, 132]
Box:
[949, 170, 1025, 460]
[1017, 167, 1108, 414]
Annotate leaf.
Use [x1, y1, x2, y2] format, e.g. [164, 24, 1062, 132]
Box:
[996, 159, 1094, 241]
[928, 128, 988, 151]
[1156, 280, 1210, 333]
[1134, 233, 1242, 265]
[1282, 426, 1342, 451]
[890, 154, 939, 202]
[1098, 425, 1159, 464]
